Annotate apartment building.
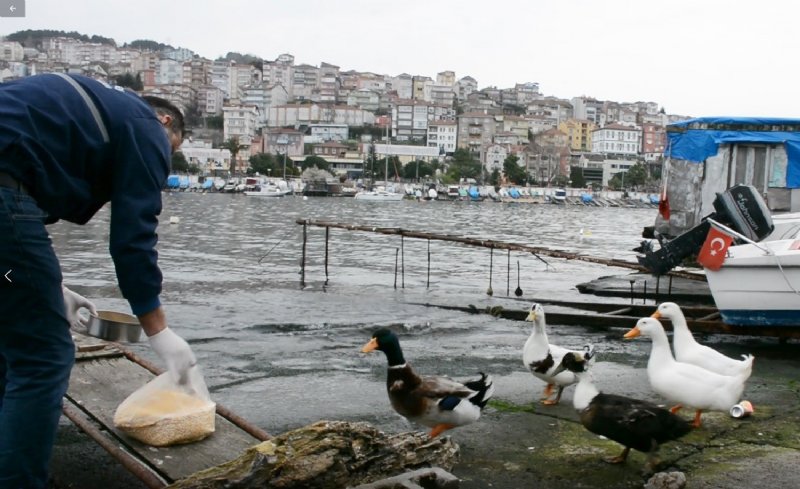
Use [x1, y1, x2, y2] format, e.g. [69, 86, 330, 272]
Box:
[427, 120, 458, 156]
[591, 123, 642, 156]
[558, 119, 596, 152]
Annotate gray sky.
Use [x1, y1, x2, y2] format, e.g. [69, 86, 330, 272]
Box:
[3, 0, 798, 118]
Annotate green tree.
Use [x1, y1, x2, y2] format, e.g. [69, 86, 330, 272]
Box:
[446, 149, 482, 182]
[219, 137, 249, 176]
[249, 153, 277, 176]
[301, 155, 329, 171]
[205, 116, 224, 130]
[171, 152, 189, 173]
[489, 168, 501, 186]
[113, 73, 143, 91]
[502, 154, 526, 185]
[402, 160, 434, 180]
[569, 166, 586, 188]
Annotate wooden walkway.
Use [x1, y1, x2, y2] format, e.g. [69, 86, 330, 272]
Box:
[64, 334, 268, 488]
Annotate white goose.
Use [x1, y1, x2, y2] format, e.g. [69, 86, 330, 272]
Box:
[652, 302, 754, 378]
[624, 317, 749, 428]
[523, 302, 592, 405]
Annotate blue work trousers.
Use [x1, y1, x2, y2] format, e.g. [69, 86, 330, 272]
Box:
[0, 187, 74, 489]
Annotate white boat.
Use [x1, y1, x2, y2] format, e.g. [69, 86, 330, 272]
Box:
[705, 238, 800, 326]
[552, 188, 567, 203]
[244, 182, 290, 197]
[353, 186, 404, 201]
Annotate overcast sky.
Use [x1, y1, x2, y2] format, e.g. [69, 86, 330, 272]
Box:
[3, 0, 798, 117]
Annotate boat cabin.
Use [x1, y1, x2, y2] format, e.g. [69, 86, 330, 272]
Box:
[656, 117, 800, 237]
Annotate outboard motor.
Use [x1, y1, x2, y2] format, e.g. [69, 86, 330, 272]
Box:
[637, 185, 774, 275]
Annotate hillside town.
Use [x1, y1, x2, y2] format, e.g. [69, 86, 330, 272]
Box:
[0, 31, 690, 190]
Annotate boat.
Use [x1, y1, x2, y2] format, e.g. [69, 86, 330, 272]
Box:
[244, 181, 290, 197]
[353, 186, 404, 201]
[704, 238, 800, 326]
[552, 188, 567, 203]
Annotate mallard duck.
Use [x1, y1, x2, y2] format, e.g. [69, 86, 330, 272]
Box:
[523, 302, 593, 405]
[552, 351, 692, 474]
[361, 328, 494, 437]
[624, 317, 749, 428]
[652, 302, 754, 378]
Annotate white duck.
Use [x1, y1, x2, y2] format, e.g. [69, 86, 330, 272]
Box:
[652, 302, 754, 378]
[624, 317, 749, 428]
[523, 302, 593, 405]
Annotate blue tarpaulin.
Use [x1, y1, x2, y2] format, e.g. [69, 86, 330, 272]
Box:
[666, 117, 800, 188]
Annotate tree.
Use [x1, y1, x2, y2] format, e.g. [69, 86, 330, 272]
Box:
[171, 152, 189, 173]
[502, 154, 526, 185]
[489, 168, 501, 186]
[301, 155, 329, 172]
[219, 137, 249, 176]
[402, 160, 434, 180]
[446, 148, 482, 182]
[569, 166, 586, 188]
[249, 153, 277, 176]
[113, 73, 143, 91]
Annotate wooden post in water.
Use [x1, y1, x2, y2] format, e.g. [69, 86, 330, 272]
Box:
[324, 226, 330, 283]
[394, 249, 399, 289]
[426, 239, 431, 289]
[506, 249, 511, 296]
[487, 246, 494, 296]
[301, 221, 308, 288]
[401, 234, 405, 289]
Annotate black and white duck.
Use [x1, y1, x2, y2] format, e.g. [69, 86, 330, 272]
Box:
[523, 302, 593, 405]
[361, 328, 495, 438]
[552, 350, 692, 474]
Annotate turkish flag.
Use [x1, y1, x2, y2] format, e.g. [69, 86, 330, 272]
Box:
[697, 226, 734, 271]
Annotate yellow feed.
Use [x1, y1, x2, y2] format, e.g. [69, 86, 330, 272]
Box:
[114, 389, 216, 446]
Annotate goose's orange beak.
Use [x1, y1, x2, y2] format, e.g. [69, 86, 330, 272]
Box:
[623, 326, 641, 339]
[361, 337, 379, 353]
[651, 311, 662, 319]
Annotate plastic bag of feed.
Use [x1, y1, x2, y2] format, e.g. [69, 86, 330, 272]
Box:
[114, 368, 215, 447]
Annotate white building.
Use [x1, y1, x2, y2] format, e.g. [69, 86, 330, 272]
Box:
[196, 85, 225, 116]
[179, 140, 231, 175]
[0, 42, 24, 61]
[223, 105, 259, 146]
[157, 58, 184, 85]
[427, 121, 458, 156]
[308, 124, 349, 143]
[591, 123, 642, 156]
[346, 89, 381, 112]
[485, 144, 508, 175]
[268, 104, 375, 128]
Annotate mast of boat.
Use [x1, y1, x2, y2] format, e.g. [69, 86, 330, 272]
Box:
[385, 122, 390, 189]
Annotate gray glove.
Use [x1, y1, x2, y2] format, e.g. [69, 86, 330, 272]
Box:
[63, 286, 98, 332]
[148, 327, 197, 385]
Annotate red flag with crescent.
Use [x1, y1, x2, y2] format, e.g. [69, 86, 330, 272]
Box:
[697, 226, 734, 270]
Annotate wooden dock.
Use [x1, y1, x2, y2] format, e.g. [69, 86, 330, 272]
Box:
[65, 334, 269, 488]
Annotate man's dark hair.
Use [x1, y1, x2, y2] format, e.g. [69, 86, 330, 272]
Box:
[143, 96, 185, 138]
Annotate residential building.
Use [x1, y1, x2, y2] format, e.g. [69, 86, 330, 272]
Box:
[390, 73, 413, 100]
[156, 58, 184, 85]
[558, 119, 596, 152]
[347, 89, 381, 112]
[456, 76, 478, 102]
[308, 124, 349, 143]
[393, 99, 455, 142]
[315, 62, 339, 103]
[268, 103, 375, 127]
[525, 115, 557, 135]
[179, 139, 230, 175]
[242, 83, 289, 127]
[264, 128, 305, 160]
[412, 76, 433, 102]
[457, 112, 497, 156]
[163, 47, 195, 62]
[641, 122, 666, 162]
[591, 123, 642, 156]
[182, 57, 212, 89]
[292, 63, 319, 101]
[485, 144, 508, 175]
[312, 141, 349, 158]
[223, 105, 259, 145]
[142, 84, 196, 114]
[0, 42, 24, 61]
[427, 121, 458, 156]
[571, 96, 605, 124]
[514, 82, 541, 105]
[430, 84, 456, 108]
[196, 84, 225, 116]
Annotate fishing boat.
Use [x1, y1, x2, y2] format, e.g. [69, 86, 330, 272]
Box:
[552, 188, 567, 203]
[244, 181, 290, 197]
[353, 186, 404, 201]
[704, 238, 800, 326]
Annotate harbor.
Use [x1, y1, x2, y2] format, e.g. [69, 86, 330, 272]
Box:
[48, 193, 800, 488]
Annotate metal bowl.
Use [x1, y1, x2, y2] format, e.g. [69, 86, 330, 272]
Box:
[87, 310, 143, 343]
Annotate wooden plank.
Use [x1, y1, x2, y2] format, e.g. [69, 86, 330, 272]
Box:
[67, 357, 260, 483]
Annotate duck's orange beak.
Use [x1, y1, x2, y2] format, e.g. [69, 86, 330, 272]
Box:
[623, 326, 641, 339]
[651, 311, 662, 319]
[361, 338, 379, 353]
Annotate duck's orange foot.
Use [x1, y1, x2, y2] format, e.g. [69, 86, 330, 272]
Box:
[540, 399, 559, 406]
[691, 410, 704, 428]
[429, 423, 455, 438]
[669, 404, 683, 414]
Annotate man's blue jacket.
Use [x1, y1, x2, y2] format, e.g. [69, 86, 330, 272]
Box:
[0, 73, 171, 315]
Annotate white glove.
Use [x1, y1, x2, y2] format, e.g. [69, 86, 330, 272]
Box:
[63, 286, 98, 332]
[148, 327, 197, 385]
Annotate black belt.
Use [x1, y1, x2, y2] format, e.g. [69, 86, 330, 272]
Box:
[0, 172, 28, 194]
